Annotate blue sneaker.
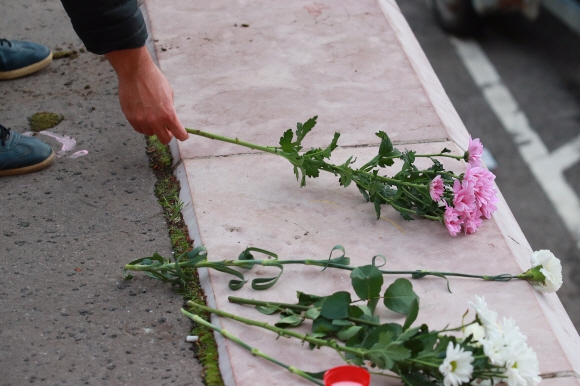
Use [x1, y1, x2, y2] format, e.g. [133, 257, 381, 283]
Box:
[0, 125, 54, 176]
[0, 39, 52, 80]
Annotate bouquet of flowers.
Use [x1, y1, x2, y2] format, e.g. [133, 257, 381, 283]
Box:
[186, 116, 498, 236]
[182, 268, 542, 386]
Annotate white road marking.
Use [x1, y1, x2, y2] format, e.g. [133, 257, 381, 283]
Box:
[482, 148, 498, 170]
[450, 36, 580, 250]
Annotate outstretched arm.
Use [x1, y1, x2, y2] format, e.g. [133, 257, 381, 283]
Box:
[105, 47, 188, 144]
[60, 0, 188, 144]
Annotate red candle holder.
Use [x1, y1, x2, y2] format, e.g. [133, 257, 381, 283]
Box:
[323, 365, 370, 386]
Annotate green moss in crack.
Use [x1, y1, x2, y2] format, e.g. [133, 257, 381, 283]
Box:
[28, 112, 64, 132]
[145, 135, 224, 386]
[170, 227, 190, 256]
[147, 136, 173, 171]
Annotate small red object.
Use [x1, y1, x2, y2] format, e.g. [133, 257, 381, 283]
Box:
[323, 365, 370, 386]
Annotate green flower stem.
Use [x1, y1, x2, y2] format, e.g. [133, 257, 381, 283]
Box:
[228, 296, 312, 311]
[358, 155, 399, 172]
[406, 170, 461, 179]
[185, 128, 436, 191]
[408, 358, 441, 368]
[414, 153, 465, 161]
[400, 186, 434, 215]
[124, 257, 352, 273]
[186, 301, 365, 357]
[359, 153, 465, 172]
[181, 309, 324, 385]
[125, 256, 520, 286]
[185, 129, 280, 155]
[369, 371, 401, 380]
[228, 296, 381, 327]
[353, 179, 442, 221]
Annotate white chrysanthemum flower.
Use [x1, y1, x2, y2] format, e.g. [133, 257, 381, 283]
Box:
[529, 250, 563, 293]
[463, 323, 486, 343]
[439, 342, 474, 386]
[469, 296, 500, 337]
[499, 317, 527, 349]
[503, 345, 541, 386]
[481, 333, 511, 366]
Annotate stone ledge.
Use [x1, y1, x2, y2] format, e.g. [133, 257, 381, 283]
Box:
[144, 0, 580, 383]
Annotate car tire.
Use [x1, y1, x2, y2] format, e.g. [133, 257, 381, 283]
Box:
[431, 0, 482, 36]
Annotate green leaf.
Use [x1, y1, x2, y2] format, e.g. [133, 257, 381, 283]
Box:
[320, 291, 351, 320]
[371, 254, 387, 268]
[296, 116, 317, 143]
[304, 370, 326, 380]
[337, 325, 363, 341]
[402, 150, 416, 164]
[187, 246, 208, 264]
[355, 305, 372, 318]
[293, 165, 300, 182]
[428, 159, 444, 173]
[402, 297, 419, 331]
[367, 297, 379, 316]
[363, 323, 402, 349]
[312, 316, 341, 334]
[422, 272, 452, 293]
[297, 291, 322, 306]
[398, 209, 414, 222]
[338, 163, 353, 187]
[303, 158, 321, 178]
[356, 184, 370, 202]
[400, 372, 433, 386]
[251, 264, 283, 290]
[308, 332, 329, 350]
[331, 319, 352, 326]
[383, 278, 419, 315]
[327, 132, 340, 153]
[373, 197, 382, 219]
[376, 131, 393, 156]
[210, 263, 247, 290]
[367, 336, 410, 370]
[397, 326, 421, 343]
[323, 245, 349, 271]
[351, 265, 384, 301]
[279, 129, 294, 152]
[172, 252, 190, 282]
[348, 305, 364, 319]
[275, 314, 303, 328]
[305, 307, 321, 319]
[239, 247, 278, 260]
[403, 337, 424, 355]
[256, 305, 279, 315]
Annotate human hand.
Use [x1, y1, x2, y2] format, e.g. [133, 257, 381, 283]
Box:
[105, 47, 189, 144]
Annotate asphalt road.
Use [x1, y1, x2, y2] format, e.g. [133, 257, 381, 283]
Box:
[398, 0, 580, 331]
[0, 0, 203, 384]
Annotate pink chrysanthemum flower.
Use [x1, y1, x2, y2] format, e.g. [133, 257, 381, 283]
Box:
[462, 164, 498, 219]
[452, 179, 476, 216]
[444, 203, 463, 236]
[463, 207, 483, 234]
[429, 175, 444, 202]
[467, 136, 483, 167]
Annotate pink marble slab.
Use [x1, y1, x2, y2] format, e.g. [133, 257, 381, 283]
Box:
[180, 143, 579, 385]
[142, 0, 580, 384]
[145, 0, 451, 160]
[541, 378, 580, 386]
